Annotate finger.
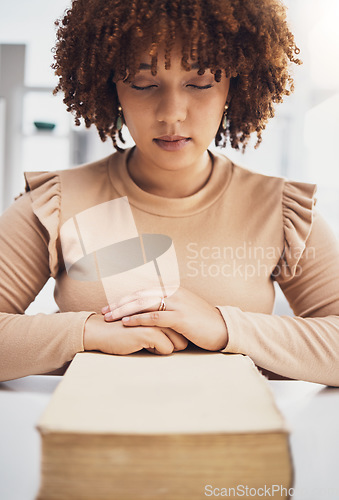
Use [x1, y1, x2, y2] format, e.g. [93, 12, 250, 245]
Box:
[104, 322, 174, 356]
[101, 287, 164, 314]
[140, 327, 174, 355]
[104, 295, 168, 321]
[160, 327, 188, 352]
[145, 347, 157, 354]
[121, 311, 180, 330]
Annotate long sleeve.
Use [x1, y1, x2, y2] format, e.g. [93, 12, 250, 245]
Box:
[218, 210, 339, 386]
[0, 179, 94, 382]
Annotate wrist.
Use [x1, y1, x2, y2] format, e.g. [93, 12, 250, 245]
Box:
[83, 314, 102, 351]
[214, 308, 229, 350]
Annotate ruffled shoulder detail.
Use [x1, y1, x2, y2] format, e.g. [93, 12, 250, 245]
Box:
[279, 180, 317, 279]
[24, 171, 61, 278]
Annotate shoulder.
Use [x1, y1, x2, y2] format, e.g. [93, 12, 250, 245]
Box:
[22, 152, 123, 276]
[56, 153, 114, 188]
[24, 153, 116, 193]
[24, 151, 127, 222]
[212, 149, 316, 208]
[212, 149, 318, 276]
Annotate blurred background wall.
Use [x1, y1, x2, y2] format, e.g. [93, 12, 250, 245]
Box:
[0, 0, 339, 313]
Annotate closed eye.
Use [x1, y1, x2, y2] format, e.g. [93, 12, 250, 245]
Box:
[131, 84, 213, 90]
[131, 84, 158, 90]
[187, 84, 213, 90]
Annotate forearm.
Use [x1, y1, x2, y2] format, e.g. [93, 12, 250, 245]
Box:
[217, 306, 339, 386]
[0, 310, 94, 381]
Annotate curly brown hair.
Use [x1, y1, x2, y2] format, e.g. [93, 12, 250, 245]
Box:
[52, 0, 301, 152]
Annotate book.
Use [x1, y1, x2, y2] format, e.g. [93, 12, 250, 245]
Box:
[36, 350, 293, 500]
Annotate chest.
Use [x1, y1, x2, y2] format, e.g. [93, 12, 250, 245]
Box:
[55, 196, 283, 314]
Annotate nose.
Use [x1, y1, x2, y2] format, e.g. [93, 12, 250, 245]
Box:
[155, 88, 187, 125]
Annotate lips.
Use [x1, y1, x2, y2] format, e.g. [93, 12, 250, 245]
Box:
[155, 135, 189, 141]
[153, 135, 191, 152]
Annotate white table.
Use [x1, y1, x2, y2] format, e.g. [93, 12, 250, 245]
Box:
[1, 376, 339, 500]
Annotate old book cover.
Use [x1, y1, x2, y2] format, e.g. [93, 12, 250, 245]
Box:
[37, 350, 293, 500]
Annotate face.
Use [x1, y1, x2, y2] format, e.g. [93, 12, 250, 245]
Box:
[116, 44, 231, 173]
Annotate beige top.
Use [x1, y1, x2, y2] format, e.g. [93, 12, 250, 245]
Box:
[1, 148, 339, 384]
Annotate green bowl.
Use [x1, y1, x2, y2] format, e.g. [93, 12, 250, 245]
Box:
[34, 121, 56, 131]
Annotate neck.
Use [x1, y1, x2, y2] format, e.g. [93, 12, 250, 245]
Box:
[126, 149, 213, 198]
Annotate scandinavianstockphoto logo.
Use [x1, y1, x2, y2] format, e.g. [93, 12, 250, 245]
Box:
[59, 197, 180, 305]
[186, 242, 316, 280]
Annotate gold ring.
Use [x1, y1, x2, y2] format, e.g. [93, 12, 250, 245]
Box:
[158, 297, 166, 311]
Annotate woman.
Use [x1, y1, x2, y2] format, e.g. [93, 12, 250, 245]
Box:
[1, 0, 339, 384]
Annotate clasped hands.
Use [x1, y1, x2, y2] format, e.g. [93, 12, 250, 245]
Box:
[84, 286, 228, 356]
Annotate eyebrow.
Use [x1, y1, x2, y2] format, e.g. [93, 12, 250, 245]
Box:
[138, 62, 201, 71]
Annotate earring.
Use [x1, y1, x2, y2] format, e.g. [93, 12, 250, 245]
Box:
[113, 105, 126, 152]
[222, 104, 229, 130]
[116, 105, 123, 131]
